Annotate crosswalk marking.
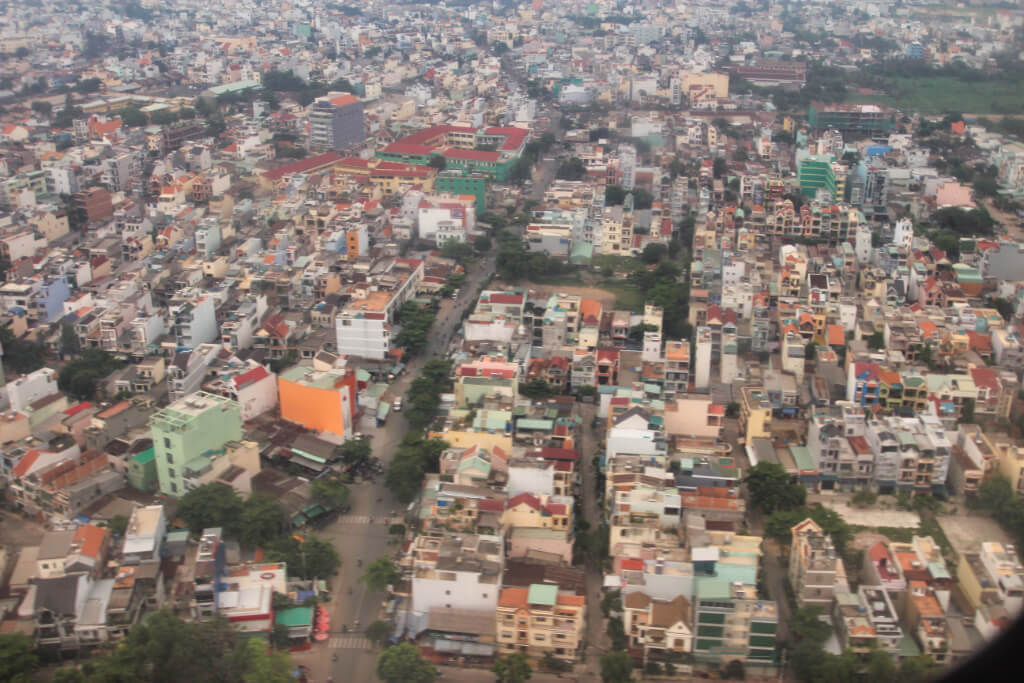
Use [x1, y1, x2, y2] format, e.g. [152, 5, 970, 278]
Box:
[336, 515, 371, 525]
[328, 636, 371, 649]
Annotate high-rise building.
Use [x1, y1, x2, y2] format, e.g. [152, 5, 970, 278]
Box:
[308, 93, 364, 153]
[149, 392, 243, 497]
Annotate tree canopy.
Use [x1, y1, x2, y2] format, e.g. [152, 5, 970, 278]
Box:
[57, 348, 124, 400]
[376, 643, 437, 683]
[52, 610, 290, 683]
[0, 633, 37, 683]
[265, 535, 340, 580]
[492, 652, 532, 683]
[599, 650, 633, 682]
[745, 462, 807, 515]
[361, 557, 401, 593]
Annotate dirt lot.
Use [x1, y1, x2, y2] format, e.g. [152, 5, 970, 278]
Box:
[938, 512, 1011, 555]
[492, 281, 619, 308]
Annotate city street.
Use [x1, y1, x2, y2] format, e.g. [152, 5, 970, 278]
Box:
[296, 252, 497, 683]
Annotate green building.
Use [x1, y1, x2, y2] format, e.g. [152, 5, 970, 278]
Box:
[798, 154, 837, 199]
[435, 171, 487, 213]
[694, 578, 777, 666]
[807, 103, 894, 138]
[127, 447, 158, 492]
[442, 149, 517, 183]
[149, 392, 242, 497]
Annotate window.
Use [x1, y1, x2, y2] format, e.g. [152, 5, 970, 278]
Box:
[166, 451, 174, 464]
[164, 437, 171, 449]
[445, 590, 450, 596]
[170, 482, 177, 493]
[168, 468, 176, 479]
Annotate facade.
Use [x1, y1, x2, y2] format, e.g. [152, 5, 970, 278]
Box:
[308, 93, 365, 152]
[148, 392, 243, 497]
[808, 103, 894, 138]
[277, 366, 356, 439]
[789, 518, 840, 607]
[623, 592, 693, 665]
[693, 579, 777, 666]
[496, 584, 585, 662]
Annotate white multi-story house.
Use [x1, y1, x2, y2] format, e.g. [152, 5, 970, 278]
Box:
[409, 533, 504, 616]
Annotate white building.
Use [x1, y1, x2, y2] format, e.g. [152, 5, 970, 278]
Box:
[335, 309, 390, 360]
[410, 533, 503, 616]
[694, 326, 712, 390]
[2, 367, 58, 412]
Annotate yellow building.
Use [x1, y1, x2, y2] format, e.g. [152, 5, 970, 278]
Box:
[496, 584, 585, 662]
[739, 386, 772, 441]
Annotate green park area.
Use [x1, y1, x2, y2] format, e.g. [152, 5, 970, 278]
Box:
[848, 76, 1024, 115]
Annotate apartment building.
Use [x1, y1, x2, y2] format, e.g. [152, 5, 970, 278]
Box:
[693, 579, 778, 666]
[308, 93, 365, 153]
[496, 584, 584, 662]
[623, 592, 693, 665]
[409, 532, 504, 617]
[149, 392, 243, 497]
[789, 518, 841, 607]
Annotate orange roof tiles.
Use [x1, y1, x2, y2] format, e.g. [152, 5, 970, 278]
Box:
[499, 587, 529, 608]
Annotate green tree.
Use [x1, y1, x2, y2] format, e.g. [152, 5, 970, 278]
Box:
[176, 483, 244, 534]
[361, 557, 401, 593]
[867, 330, 886, 351]
[556, 157, 586, 180]
[265, 535, 339, 580]
[427, 156, 447, 170]
[61, 321, 81, 356]
[31, 100, 52, 117]
[805, 341, 817, 361]
[52, 668, 86, 683]
[376, 643, 437, 683]
[312, 476, 350, 511]
[365, 619, 392, 647]
[474, 235, 492, 253]
[107, 514, 130, 537]
[57, 348, 124, 399]
[238, 493, 286, 547]
[599, 650, 633, 683]
[641, 242, 668, 264]
[866, 648, 898, 682]
[519, 377, 557, 399]
[337, 437, 372, 466]
[492, 652, 532, 683]
[0, 633, 37, 682]
[722, 659, 745, 679]
[119, 105, 148, 127]
[745, 462, 807, 515]
[0, 326, 45, 375]
[541, 651, 571, 673]
[605, 184, 627, 206]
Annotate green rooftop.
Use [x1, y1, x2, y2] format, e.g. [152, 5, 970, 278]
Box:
[528, 583, 558, 606]
[275, 606, 313, 628]
[696, 578, 731, 601]
[131, 448, 155, 465]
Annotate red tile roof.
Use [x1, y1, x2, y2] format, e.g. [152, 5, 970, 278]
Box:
[262, 152, 343, 180]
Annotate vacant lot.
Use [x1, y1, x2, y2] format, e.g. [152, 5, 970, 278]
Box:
[848, 76, 1024, 115]
[818, 500, 922, 529]
[938, 512, 1011, 555]
[494, 281, 645, 312]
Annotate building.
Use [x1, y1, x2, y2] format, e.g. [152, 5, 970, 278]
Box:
[496, 584, 585, 662]
[73, 187, 113, 223]
[808, 103, 894, 139]
[798, 154, 837, 199]
[409, 532, 503, 616]
[622, 592, 693, 665]
[693, 578, 777, 666]
[149, 392, 243, 497]
[277, 365, 356, 439]
[789, 518, 840, 607]
[308, 93, 365, 153]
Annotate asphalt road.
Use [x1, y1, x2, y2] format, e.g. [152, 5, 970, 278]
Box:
[295, 253, 497, 683]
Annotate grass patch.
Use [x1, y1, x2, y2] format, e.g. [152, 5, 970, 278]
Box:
[598, 281, 645, 312]
[874, 526, 917, 543]
[847, 76, 1024, 115]
[591, 254, 643, 274]
[531, 272, 584, 286]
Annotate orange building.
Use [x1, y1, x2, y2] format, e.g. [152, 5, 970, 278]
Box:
[277, 366, 356, 438]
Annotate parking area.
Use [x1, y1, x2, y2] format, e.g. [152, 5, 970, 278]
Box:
[938, 512, 1011, 555]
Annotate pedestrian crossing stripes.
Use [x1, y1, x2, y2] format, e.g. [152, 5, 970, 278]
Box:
[337, 515, 372, 525]
[328, 636, 371, 649]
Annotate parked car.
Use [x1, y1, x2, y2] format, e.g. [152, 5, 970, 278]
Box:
[393, 397, 403, 412]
